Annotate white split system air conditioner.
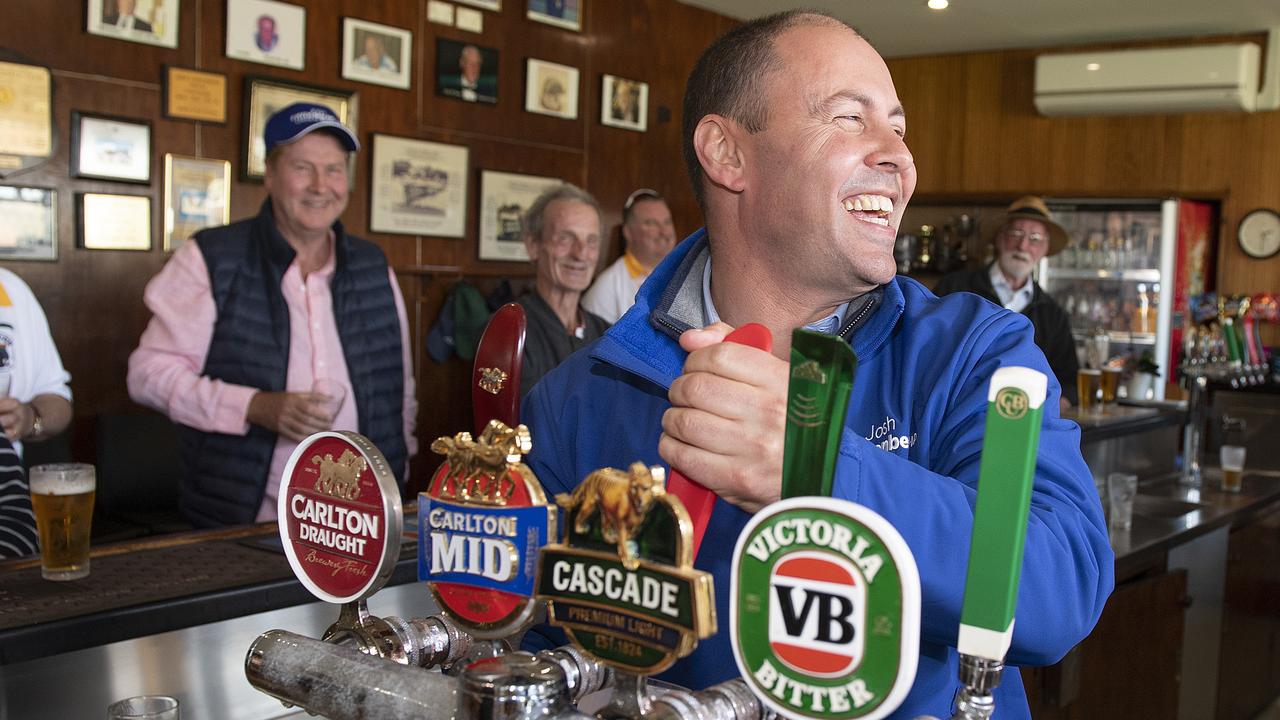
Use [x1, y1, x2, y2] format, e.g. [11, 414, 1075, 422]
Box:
[1034, 27, 1280, 116]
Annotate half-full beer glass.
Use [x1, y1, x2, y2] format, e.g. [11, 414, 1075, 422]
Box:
[30, 463, 96, 581]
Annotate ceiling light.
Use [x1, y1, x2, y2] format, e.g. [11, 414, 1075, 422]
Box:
[927, 0, 949, 9]
[1086, 63, 1101, 71]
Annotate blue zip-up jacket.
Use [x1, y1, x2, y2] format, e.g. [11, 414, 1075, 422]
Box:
[522, 230, 1114, 719]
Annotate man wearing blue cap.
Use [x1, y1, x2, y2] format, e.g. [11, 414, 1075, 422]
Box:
[128, 103, 417, 527]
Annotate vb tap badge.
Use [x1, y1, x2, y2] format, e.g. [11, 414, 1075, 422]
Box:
[278, 432, 403, 604]
[731, 497, 921, 720]
[536, 463, 716, 675]
[419, 419, 555, 639]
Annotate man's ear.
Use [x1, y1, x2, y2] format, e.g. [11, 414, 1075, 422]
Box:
[522, 234, 540, 265]
[693, 114, 747, 195]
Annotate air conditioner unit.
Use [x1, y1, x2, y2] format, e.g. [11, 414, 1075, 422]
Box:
[1034, 43, 1261, 116]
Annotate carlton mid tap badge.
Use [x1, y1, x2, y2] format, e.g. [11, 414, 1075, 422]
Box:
[278, 432, 403, 604]
[536, 463, 716, 675]
[731, 497, 921, 720]
[419, 419, 555, 639]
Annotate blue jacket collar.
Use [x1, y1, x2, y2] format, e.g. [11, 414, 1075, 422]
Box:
[591, 228, 908, 389]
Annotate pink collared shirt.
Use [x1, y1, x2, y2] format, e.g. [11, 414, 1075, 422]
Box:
[127, 241, 418, 522]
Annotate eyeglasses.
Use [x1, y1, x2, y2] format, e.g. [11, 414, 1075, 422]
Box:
[1002, 229, 1049, 247]
[624, 188, 662, 211]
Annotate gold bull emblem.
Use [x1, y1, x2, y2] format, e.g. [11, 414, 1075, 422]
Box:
[555, 463, 666, 570]
[430, 420, 531, 505]
[311, 449, 367, 501]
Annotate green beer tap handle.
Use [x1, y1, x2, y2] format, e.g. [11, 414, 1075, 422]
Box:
[781, 329, 858, 499]
[957, 366, 1047, 662]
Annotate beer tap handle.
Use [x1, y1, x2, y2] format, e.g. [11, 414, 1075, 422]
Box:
[667, 323, 773, 559]
[951, 368, 1047, 720]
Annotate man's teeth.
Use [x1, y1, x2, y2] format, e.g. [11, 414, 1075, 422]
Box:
[842, 194, 894, 215]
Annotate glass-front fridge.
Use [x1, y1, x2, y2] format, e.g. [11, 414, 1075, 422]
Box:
[1038, 198, 1217, 400]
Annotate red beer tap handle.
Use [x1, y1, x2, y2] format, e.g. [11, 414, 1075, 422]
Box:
[667, 323, 774, 560]
[472, 303, 528, 435]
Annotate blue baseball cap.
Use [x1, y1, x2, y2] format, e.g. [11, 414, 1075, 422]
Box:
[263, 102, 359, 155]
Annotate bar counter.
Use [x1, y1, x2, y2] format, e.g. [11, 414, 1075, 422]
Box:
[3, 404, 1276, 719]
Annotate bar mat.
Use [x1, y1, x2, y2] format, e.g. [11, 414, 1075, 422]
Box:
[0, 541, 294, 630]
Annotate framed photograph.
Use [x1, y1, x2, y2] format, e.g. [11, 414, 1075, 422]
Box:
[342, 18, 412, 90]
[241, 76, 357, 181]
[436, 39, 498, 105]
[0, 61, 53, 176]
[0, 186, 57, 262]
[78, 193, 152, 251]
[478, 170, 561, 262]
[164, 154, 231, 251]
[86, 0, 179, 48]
[456, 0, 501, 10]
[600, 74, 647, 132]
[71, 112, 152, 183]
[527, 0, 581, 32]
[525, 58, 579, 119]
[163, 66, 228, 124]
[225, 0, 307, 71]
[370, 135, 468, 238]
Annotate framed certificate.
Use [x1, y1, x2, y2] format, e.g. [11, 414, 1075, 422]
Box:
[370, 134, 468, 238]
[78, 193, 152, 251]
[71, 112, 152, 183]
[478, 170, 561, 262]
[0, 61, 53, 176]
[164, 154, 231, 251]
[241, 76, 357, 181]
[163, 66, 228, 124]
[0, 185, 57, 262]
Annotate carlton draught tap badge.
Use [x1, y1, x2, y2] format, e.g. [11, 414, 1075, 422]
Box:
[278, 432, 403, 604]
[731, 497, 921, 720]
[419, 419, 555, 639]
[536, 463, 716, 675]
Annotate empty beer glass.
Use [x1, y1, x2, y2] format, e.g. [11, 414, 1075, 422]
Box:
[107, 695, 180, 719]
[29, 463, 96, 581]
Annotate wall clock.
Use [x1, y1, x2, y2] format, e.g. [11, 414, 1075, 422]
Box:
[1237, 208, 1280, 259]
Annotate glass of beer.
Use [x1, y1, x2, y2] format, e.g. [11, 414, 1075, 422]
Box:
[1099, 367, 1122, 409]
[29, 463, 96, 581]
[1220, 445, 1246, 493]
[1076, 369, 1102, 413]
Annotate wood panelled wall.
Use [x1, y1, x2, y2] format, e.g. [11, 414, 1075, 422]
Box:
[3, 5, 1278, 480]
[0, 0, 734, 482]
[887, 34, 1280, 346]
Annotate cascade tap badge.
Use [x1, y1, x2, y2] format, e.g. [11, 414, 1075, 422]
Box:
[731, 497, 920, 720]
[536, 462, 716, 675]
[419, 420, 555, 639]
[279, 432, 403, 604]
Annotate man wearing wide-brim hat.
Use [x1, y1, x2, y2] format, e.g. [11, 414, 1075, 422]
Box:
[934, 195, 1079, 407]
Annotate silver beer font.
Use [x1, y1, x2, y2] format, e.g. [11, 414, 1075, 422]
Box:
[323, 599, 475, 670]
[246, 629, 458, 720]
[460, 651, 594, 720]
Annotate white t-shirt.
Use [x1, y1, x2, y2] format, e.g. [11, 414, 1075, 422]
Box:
[0, 268, 73, 456]
[582, 255, 645, 324]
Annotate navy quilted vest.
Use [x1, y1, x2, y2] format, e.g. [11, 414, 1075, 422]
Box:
[177, 200, 407, 527]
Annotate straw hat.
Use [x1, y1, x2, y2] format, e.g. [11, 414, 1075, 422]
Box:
[1001, 195, 1069, 257]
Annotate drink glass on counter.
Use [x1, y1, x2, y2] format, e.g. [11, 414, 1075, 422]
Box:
[29, 463, 96, 581]
[1100, 367, 1122, 408]
[1077, 369, 1102, 413]
[107, 695, 180, 719]
[1107, 472, 1137, 531]
[1220, 445, 1246, 493]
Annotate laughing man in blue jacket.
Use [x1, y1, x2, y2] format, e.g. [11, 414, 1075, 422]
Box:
[521, 10, 1113, 719]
